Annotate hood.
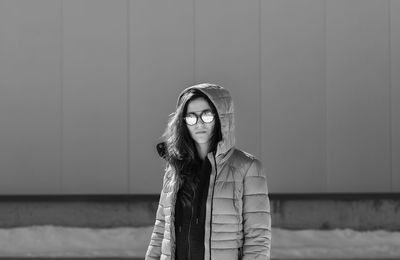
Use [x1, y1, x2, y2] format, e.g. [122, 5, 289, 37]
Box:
[177, 83, 235, 160]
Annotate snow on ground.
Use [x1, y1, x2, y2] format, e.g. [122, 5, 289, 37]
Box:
[0, 226, 399, 258]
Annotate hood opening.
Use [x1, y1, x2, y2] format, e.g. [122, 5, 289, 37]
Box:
[176, 83, 235, 160]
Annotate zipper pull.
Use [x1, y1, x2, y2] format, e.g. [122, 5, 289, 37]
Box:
[179, 226, 182, 232]
[196, 218, 199, 224]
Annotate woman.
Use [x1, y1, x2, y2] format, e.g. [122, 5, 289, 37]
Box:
[146, 83, 271, 260]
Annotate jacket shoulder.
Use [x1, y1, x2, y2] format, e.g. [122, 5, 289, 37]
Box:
[226, 148, 260, 177]
[231, 148, 257, 163]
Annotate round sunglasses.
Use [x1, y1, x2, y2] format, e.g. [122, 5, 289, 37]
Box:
[184, 110, 215, 126]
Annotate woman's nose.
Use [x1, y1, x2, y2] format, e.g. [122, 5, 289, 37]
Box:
[195, 119, 206, 127]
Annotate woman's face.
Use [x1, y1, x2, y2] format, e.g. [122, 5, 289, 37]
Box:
[185, 97, 215, 146]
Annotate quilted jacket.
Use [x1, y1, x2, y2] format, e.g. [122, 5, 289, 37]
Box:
[146, 83, 271, 260]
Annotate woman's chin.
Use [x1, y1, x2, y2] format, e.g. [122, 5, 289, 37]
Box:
[193, 138, 210, 145]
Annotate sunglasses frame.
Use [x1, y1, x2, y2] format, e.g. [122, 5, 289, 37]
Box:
[184, 110, 215, 126]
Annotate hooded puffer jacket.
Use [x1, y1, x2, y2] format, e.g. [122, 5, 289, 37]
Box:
[146, 83, 271, 260]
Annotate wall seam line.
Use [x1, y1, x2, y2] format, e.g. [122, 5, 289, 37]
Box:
[259, 0, 262, 159]
[193, 0, 196, 84]
[127, 0, 131, 193]
[60, 0, 64, 194]
[388, 0, 393, 192]
[324, 0, 328, 192]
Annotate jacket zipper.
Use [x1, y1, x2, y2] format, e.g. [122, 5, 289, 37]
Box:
[209, 154, 217, 260]
[188, 189, 195, 260]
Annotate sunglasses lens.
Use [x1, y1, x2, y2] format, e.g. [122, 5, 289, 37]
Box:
[185, 115, 197, 125]
[201, 112, 214, 123]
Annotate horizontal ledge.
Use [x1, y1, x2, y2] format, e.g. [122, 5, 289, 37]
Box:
[269, 192, 400, 200]
[0, 193, 400, 202]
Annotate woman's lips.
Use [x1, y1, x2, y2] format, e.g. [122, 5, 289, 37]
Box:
[195, 131, 207, 134]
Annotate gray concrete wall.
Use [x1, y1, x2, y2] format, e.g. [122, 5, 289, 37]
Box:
[0, 196, 156, 228]
[1, 195, 399, 231]
[271, 194, 400, 230]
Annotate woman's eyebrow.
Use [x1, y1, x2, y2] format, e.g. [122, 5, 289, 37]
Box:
[187, 108, 211, 114]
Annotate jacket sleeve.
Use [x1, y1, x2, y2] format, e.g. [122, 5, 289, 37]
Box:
[145, 181, 166, 259]
[242, 159, 271, 260]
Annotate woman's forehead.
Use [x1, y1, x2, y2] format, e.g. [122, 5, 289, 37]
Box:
[186, 98, 211, 113]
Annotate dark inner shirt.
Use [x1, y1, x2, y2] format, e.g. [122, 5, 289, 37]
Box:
[174, 157, 211, 260]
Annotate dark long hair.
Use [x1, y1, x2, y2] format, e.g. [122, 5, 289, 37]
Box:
[161, 89, 222, 206]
